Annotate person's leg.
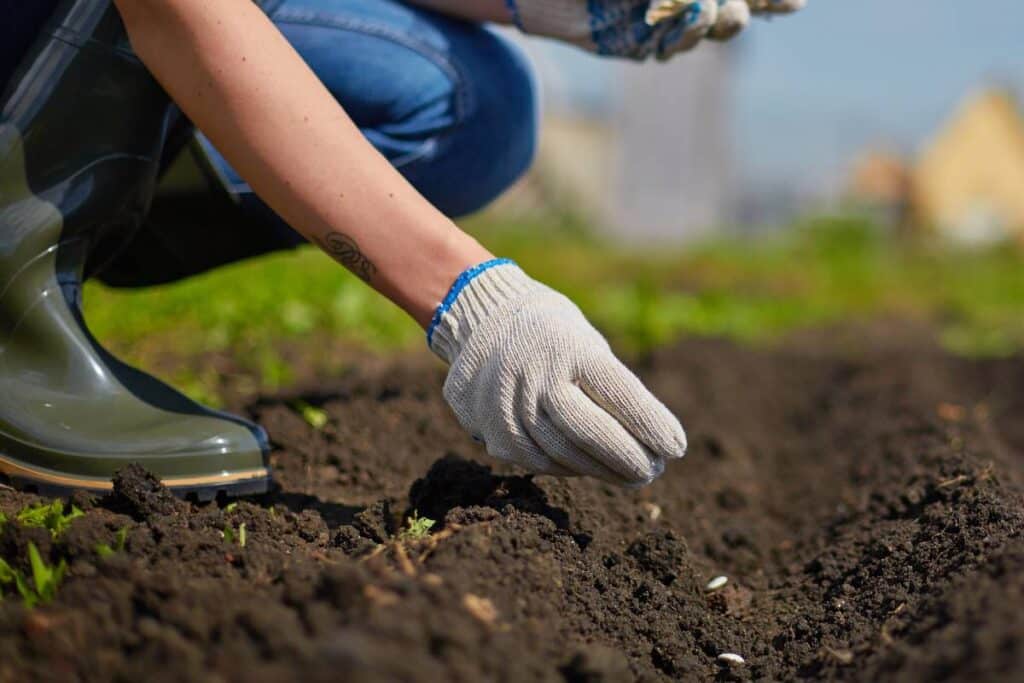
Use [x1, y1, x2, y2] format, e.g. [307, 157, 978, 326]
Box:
[0, 0, 270, 497]
[261, 0, 539, 216]
[99, 0, 539, 288]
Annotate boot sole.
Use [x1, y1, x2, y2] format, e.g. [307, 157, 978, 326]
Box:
[0, 452, 272, 502]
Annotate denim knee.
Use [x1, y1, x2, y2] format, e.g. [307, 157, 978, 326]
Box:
[198, 0, 540, 223]
[394, 26, 540, 217]
[268, 1, 540, 216]
[372, 22, 540, 216]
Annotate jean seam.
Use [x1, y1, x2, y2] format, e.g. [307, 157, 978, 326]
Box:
[387, 137, 439, 169]
[254, 0, 285, 14]
[268, 9, 473, 168]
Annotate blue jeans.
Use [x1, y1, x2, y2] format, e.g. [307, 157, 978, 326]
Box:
[202, 0, 538, 237]
[100, 0, 538, 286]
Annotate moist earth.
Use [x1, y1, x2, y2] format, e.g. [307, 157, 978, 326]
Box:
[1, 329, 1022, 682]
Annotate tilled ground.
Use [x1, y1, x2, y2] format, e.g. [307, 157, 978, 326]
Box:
[1, 328, 1022, 682]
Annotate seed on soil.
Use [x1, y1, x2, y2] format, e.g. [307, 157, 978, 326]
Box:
[824, 647, 855, 665]
[4, 339, 1022, 681]
[706, 575, 729, 592]
[640, 502, 662, 522]
[717, 653, 746, 666]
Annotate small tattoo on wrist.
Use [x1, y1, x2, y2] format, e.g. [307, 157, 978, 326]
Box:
[318, 232, 377, 283]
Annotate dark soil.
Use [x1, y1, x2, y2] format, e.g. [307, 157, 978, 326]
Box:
[2, 328, 1023, 682]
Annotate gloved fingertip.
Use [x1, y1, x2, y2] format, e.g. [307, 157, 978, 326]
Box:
[643, 434, 686, 462]
[674, 428, 689, 459]
[649, 416, 688, 461]
[614, 454, 666, 489]
[661, 443, 685, 461]
[708, 0, 750, 40]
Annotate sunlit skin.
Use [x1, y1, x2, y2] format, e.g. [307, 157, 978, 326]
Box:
[112, 0, 500, 329]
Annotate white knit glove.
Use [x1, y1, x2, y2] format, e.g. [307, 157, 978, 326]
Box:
[747, 0, 806, 14]
[428, 260, 687, 486]
[506, 0, 804, 60]
[506, 0, 717, 61]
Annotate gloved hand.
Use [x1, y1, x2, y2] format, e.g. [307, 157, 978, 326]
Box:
[428, 260, 687, 487]
[506, 0, 806, 61]
[506, 0, 718, 61]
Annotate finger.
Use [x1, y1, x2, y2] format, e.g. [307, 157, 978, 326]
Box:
[526, 410, 635, 485]
[484, 427, 575, 477]
[653, 1, 717, 59]
[708, 0, 751, 40]
[579, 356, 688, 462]
[646, 0, 692, 26]
[545, 384, 666, 486]
[747, 0, 806, 15]
[451, 383, 571, 477]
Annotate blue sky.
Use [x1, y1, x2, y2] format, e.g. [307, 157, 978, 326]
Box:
[524, 0, 1024, 195]
[734, 0, 1024, 192]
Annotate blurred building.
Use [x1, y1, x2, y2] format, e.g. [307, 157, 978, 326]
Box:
[844, 89, 1024, 245]
[499, 38, 737, 244]
[611, 44, 736, 243]
[845, 149, 912, 228]
[914, 90, 1024, 244]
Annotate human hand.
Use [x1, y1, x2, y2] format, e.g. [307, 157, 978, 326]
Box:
[647, 1, 749, 41]
[506, 0, 806, 60]
[506, 0, 717, 61]
[428, 260, 687, 486]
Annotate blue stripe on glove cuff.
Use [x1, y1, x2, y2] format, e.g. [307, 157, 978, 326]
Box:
[426, 258, 516, 347]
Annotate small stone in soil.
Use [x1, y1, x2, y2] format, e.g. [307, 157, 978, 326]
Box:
[706, 575, 729, 591]
[717, 653, 745, 666]
[640, 502, 662, 521]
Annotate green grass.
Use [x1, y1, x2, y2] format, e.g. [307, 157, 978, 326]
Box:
[398, 512, 437, 542]
[82, 212, 1024, 402]
[15, 500, 84, 539]
[0, 543, 67, 608]
[292, 400, 329, 430]
[95, 527, 129, 559]
[221, 523, 247, 548]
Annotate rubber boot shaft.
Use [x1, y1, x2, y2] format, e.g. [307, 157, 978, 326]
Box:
[0, 0, 271, 498]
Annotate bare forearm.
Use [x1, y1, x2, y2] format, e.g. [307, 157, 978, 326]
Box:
[113, 0, 491, 327]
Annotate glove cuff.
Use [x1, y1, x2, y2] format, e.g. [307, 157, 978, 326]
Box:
[427, 259, 538, 364]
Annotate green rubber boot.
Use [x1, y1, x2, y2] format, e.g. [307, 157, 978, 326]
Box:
[0, 0, 271, 500]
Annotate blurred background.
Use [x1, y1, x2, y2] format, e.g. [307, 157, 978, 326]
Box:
[506, 0, 1024, 242]
[85, 0, 1024, 405]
